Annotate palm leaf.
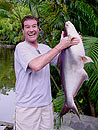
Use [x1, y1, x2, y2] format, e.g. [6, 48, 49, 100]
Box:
[83, 36, 98, 65]
[68, 1, 98, 36]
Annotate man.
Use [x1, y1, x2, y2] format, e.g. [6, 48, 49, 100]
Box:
[14, 15, 79, 130]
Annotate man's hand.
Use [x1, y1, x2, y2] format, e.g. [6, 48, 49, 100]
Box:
[70, 37, 80, 46]
[55, 31, 80, 52]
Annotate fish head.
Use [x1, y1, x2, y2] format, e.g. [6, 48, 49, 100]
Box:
[65, 21, 79, 39]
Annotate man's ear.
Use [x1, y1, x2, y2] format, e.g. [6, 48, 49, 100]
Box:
[22, 29, 24, 35]
[39, 27, 41, 31]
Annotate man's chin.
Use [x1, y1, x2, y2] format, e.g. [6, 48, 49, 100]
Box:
[30, 37, 37, 41]
[27, 39, 37, 43]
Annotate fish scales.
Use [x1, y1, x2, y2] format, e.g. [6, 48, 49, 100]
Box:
[60, 21, 93, 119]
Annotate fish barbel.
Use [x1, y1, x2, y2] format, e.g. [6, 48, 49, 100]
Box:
[60, 21, 93, 119]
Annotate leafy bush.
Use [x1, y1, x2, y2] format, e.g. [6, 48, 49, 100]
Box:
[0, 2, 31, 44]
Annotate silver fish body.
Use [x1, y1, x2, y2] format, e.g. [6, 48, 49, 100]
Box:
[60, 21, 93, 119]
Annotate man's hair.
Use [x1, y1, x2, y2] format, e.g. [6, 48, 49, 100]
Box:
[21, 15, 39, 29]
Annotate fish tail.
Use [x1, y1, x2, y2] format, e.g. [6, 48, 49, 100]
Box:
[70, 102, 80, 119]
[72, 105, 80, 119]
[60, 103, 80, 120]
[60, 104, 70, 118]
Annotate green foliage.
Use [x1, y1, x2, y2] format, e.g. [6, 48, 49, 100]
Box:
[83, 36, 98, 101]
[83, 36, 98, 65]
[0, 1, 31, 44]
[53, 90, 65, 113]
[0, 0, 12, 18]
[68, 0, 98, 36]
[0, 0, 98, 44]
[0, 0, 12, 11]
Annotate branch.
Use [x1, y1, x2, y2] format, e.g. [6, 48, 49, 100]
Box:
[50, 73, 60, 91]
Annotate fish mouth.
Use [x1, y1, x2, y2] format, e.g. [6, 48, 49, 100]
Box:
[64, 21, 70, 36]
[65, 21, 70, 27]
[65, 23, 69, 27]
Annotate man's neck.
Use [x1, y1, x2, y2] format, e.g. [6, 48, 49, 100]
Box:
[26, 40, 38, 48]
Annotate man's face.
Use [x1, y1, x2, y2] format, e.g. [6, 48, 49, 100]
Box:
[22, 19, 39, 43]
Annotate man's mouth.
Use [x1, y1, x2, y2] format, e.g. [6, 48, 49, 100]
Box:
[28, 32, 36, 36]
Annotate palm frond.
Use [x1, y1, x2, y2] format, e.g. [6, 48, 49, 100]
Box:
[68, 1, 98, 36]
[83, 36, 98, 64]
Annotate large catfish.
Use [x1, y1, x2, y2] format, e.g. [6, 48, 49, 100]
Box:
[60, 21, 93, 119]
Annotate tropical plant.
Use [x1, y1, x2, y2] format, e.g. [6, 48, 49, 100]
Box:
[0, 1, 32, 44]
[28, 0, 98, 43]
[80, 36, 98, 116]
[0, 0, 12, 18]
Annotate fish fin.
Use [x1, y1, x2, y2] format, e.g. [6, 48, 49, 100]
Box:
[73, 69, 88, 97]
[60, 103, 80, 120]
[82, 56, 93, 64]
[83, 69, 89, 81]
[60, 104, 70, 118]
[72, 106, 80, 120]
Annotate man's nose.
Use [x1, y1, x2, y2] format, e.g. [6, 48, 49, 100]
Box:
[29, 27, 34, 31]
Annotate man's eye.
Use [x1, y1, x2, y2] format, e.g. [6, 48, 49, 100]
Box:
[25, 26, 30, 28]
[33, 25, 37, 28]
[26, 26, 30, 28]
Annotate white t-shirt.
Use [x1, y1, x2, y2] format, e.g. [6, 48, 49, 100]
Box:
[14, 41, 59, 108]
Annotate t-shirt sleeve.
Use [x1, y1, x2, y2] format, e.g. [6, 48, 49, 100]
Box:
[15, 45, 37, 72]
[46, 45, 59, 66]
[50, 53, 60, 66]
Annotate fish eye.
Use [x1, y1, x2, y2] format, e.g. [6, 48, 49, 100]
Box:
[65, 23, 69, 27]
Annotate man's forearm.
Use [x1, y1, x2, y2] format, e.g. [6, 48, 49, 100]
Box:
[29, 45, 61, 71]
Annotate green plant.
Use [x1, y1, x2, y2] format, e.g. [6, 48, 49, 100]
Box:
[0, 1, 31, 44]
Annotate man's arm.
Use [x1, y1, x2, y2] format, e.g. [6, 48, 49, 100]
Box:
[29, 32, 79, 71]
